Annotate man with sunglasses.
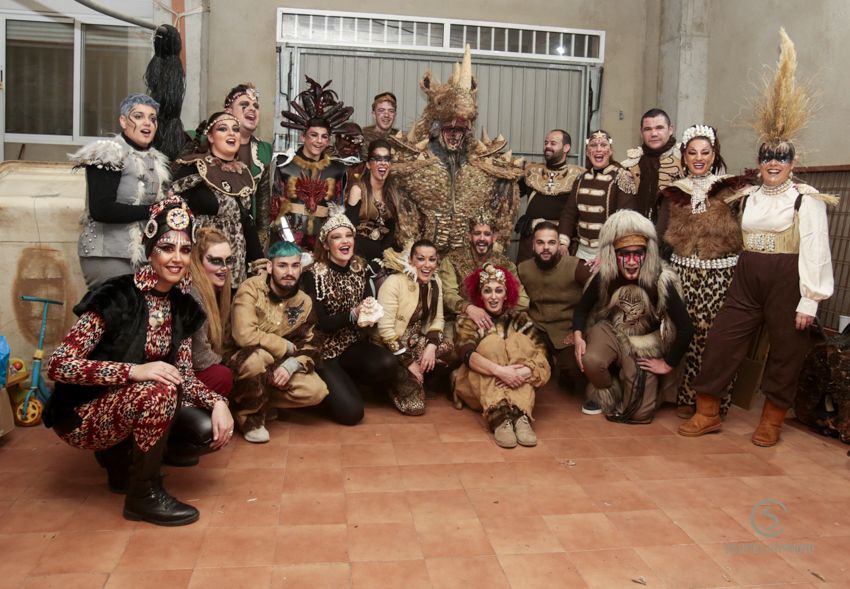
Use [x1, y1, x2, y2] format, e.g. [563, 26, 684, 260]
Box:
[571, 210, 693, 423]
[227, 240, 329, 443]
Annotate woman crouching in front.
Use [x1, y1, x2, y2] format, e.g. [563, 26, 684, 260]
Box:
[44, 197, 233, 526]
[452, 264, 551, 448]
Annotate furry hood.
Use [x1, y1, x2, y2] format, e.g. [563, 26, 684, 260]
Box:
[597, 210, 661, 292]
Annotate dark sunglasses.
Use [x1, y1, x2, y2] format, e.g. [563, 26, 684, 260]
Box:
[205, 254, 235, 268]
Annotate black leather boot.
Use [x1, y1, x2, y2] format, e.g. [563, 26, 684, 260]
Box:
[94, 437, 132, 494]
[123, 436, 199, 526]
[163, 407, 216, 467]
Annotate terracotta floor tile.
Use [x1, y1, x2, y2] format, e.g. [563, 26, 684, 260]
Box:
[509, 460, 578, 487]
[345, 491, 412, 524]
[227, 440, 288, 469]
[499, 439, 558, 462]
[336, 424, 393, 445]
[663, 506, 758, 543]
[59, 494, 138, 532]
[774, 501, 850, 538]
[36, 530, 131, 574]
[387, 423, 441, 444]
[278, 492, 346, 525]
[343, 465, 405, 493]
[637, 544, 737, 587]
[285, 445, 342, 470]
[282, 465, 344, 494]
[561, 457, 631, 484]
[340, 443, 397, 467]
[196, 525, 276, 568]
[543, 437, 608, 459]
[441, 441, 506, 463]
[434, 422, 491, 443]
[479, 514, 564, 555]
[285, 424, 341, 446]
[209, 467, 284, 497]
[527, 484, 599, 516]
[406, 489, 477, 523]
[543, 513, 624, 551]
[116, 527, 206, 571]
[604, 509, 693, 546]
[788, 474, 850, 501]
[187, 566, 271, 589]
[273, 524, 349, 564]
[771, 535, 850, 581]
[637, 478, 719, 509]
[530, 418, 584, 439]
[414, 518, 494, 558]
[0, 498, 83, 533]
[207, 492, 280, 528]
[704, 453, 785, 477]
[399, 464, 463, 491]
[269, 563, 350, 588]
[465, 486, 540, 518]
[0, 532, 58, 578]
[580, 480, 658, 512]
[351, 560, 432, 589]
[455, 462, 516, 489]
[20, 573, 110, 588]
[568, 547, 661, 588]
[162, 467, 227, 499]
[0, 471, 42, 502]
[348, 522, 423, 561]
[104, 569, 193, 588]
[701, 541, 809, 585]
[424, 556, 510, 589]
[497, 553, 588, 589]
[393, 443, 455, 466]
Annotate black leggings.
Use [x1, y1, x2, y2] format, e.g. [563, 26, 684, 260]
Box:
[317, 340, 398, 425]
[167, 406, 216, 459]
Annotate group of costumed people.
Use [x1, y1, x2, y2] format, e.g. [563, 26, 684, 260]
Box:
[44, 31, 836, 527]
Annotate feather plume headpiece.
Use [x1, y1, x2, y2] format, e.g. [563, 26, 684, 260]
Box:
[752, 28, 812, 147]
[280, 76, 354, 135]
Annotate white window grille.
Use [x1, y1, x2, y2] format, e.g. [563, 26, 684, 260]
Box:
[277, 8, 604, 64]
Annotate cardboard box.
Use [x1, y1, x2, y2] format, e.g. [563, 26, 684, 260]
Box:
[0, 387, 15, 438]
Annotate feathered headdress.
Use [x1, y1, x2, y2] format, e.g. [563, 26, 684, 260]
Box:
[751, 28, 812, 147]
[281, 76, 354, 135]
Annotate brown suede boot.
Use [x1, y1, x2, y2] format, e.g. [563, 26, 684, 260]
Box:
[678, 393, 722, 437]
[751, 400, 788, 447]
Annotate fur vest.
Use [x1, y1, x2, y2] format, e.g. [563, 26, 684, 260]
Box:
[44, 275, 205, 431]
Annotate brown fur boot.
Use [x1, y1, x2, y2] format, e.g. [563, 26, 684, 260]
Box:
[751, 399, 788, 447]
[678, 393, 722, 437]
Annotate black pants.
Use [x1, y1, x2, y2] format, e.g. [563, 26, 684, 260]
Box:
[317, 340, 397, 425]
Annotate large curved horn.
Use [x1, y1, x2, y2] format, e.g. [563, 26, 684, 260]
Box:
[458, 44, 473, 89]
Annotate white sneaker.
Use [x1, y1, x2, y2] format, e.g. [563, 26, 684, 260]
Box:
[243, 425, 270, 443]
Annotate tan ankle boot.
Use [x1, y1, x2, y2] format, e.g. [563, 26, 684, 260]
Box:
[678, 393, 722, 437]
[751, 400, 788, 447]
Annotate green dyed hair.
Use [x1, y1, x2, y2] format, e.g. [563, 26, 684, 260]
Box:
[267, 241, 302, 259]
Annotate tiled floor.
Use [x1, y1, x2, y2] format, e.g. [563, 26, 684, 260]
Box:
[2, 383, 849, 589]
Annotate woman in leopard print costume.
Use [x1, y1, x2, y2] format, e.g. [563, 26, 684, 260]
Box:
[301, 209, 397, 424]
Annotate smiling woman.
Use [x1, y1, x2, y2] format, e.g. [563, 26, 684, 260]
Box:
[71, 93, 171, 289]
[171, 111, 262, 285]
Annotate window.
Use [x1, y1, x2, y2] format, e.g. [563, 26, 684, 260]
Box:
[4, 18, 151, 141]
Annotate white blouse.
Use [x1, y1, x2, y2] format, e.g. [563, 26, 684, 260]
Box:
[742, 183, 834, 316]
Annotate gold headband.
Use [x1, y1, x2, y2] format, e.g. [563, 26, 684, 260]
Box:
[478, 263, 506, 287]
[204, 114, 239, 136]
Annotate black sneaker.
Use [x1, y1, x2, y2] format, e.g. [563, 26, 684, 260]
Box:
[582, 400, 602, 415]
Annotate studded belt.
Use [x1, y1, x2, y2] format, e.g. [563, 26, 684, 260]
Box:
[671, 253, 739, 270]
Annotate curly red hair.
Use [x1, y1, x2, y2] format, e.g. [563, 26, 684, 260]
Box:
[463, 264, 520, 312]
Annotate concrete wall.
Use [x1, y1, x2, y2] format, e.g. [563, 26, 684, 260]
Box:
[703, 0, 850, 172]
[205, 0, 660, 160]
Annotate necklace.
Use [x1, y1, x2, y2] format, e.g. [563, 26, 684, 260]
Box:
[761, 179, 793, 196]
[688, 174, 715, 215]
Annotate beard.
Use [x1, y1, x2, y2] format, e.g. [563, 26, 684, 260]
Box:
[544, 151, 565, 166]
[533, 251, 560, 270]
[269, 274, 301, 299]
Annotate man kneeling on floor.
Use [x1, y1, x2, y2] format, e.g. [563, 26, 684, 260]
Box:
[572, 210, 693, 423]
[228, 241, 328, 442]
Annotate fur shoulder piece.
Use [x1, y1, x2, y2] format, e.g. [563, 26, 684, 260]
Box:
[706, 174, 754, 200]
[69, 137, 127, 171]
[620, 146, 643, 168]
[616, 167, 637, 194]
[796, 183, 840, 206]
[468, 152, 525, 180]
[660, 183, 691, 206]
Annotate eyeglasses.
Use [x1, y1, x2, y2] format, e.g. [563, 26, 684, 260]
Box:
[759, 150, 793, 165]
[205, 255, 235, 268]
[369, 155, 392, 163]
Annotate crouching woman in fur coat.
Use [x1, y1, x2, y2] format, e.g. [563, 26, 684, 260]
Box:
[452, 264, 551, 449]
[573, 210, 694, 424]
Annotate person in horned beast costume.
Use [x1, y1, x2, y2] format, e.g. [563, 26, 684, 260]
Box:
[389, 45, 524, 256]
[572, 210, 694, 424]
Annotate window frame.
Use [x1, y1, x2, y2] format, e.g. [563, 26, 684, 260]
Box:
[0, 9, 150, 151]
